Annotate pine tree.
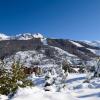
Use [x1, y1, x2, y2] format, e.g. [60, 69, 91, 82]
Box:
[0, 61, 33, 95]
[44, 67, 67, 92]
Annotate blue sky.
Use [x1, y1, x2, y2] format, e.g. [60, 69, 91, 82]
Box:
[0, 0, 100, 40]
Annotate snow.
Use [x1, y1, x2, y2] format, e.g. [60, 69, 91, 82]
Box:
[0, 95, 8, 100]
[0, 33, 100, 100]
[83, 40, 100, 47]
[3, 44, 78, 69]
[15, 33, 44, 40]
[41, 38, 48, 45]
[67, 73, 100, 100]
[70, 41, 83, 47]
[33, 33, 48, 45]
[12, 87, 77, 100]
[87, 48, 96, 54]
[33, 33, 44, 39]
[87, 48, 100, 55]
[0, 33, 46, 41]
[10, 73, 100, 100]
[12, 33, 48, 45]
[15, 33, 33, 40]
[0, 33, 9, 40]
[0, 72, 100, 100]
[50, 46, 76, 57]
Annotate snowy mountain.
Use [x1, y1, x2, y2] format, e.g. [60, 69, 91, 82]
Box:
[0, 33, 10, 40]
[83, 40, 100, 47]
[0, 33, 100, 100]
[78, 40, 100, 55]
[15, 33, 44, 40]
[0, 32, 99, 50]
[0, 33, 45, 40]
[3, 46, 76, 69]
[0, 32, 100, 61]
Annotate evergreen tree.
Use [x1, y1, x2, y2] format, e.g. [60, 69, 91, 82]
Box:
[0, 61, 33, 95]
[44, 67, 67, 92]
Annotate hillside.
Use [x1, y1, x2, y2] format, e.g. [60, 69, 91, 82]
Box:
[0, 33, 99, 61]
[0, 33, 100, 100]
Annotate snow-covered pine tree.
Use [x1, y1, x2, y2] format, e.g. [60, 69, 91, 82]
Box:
[0, 61, 33, 95]
[44, 69, 56, 91]
[93, 57, 100, 77]
[44, 64, 67, 92]
[55, 65, 67, 92]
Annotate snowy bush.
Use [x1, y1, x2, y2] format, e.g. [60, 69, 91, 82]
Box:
[0, 61, 33, 95]
[44, 67, 67, 92]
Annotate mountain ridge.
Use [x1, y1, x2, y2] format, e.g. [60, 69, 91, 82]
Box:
[0, 33, 99, 62]
[0, 32, 100, 47]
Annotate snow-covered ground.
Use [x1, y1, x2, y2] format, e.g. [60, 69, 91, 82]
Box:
[12, 87, 77, 100]
[12, 74, 100, 100]
[0, 73, 100, 100]
[67, 74, 100, 100]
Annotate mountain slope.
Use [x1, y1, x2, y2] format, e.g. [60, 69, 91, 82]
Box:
[3, 46, 76, 69]
[47, 38, 98, 60]
[83, 40, 100, 47]
[0, 33, 99, 62]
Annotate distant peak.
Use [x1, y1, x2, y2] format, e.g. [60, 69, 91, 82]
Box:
[33, 33, 44, 39]
[0, 33, 45, 40]
[13, 33, 44, 40]
[0, 33, 9, 40]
